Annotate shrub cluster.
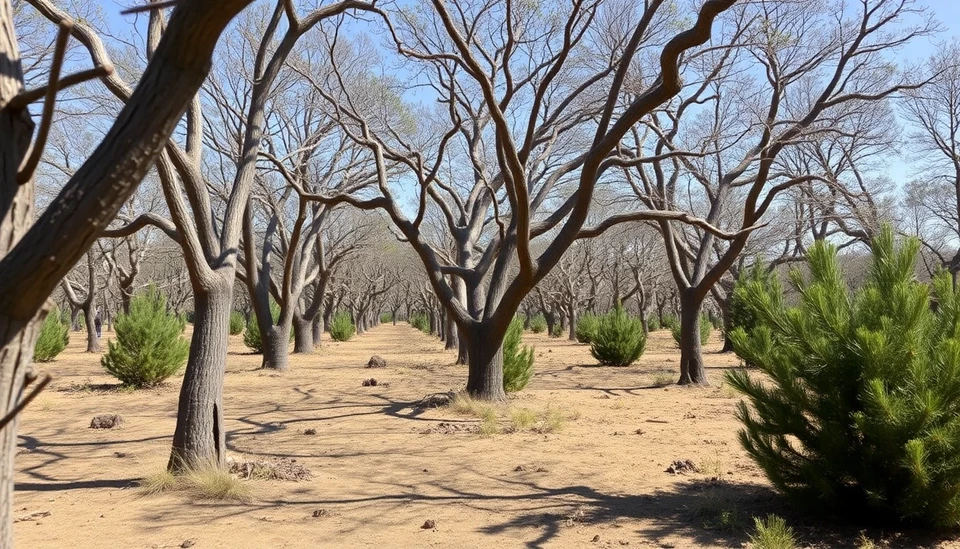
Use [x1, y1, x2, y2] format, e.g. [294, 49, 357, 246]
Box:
[528, 314, 547, 334]
[503, 317, 534, 392]
[329, 311, 356, 342]
[229, 311, 245, 336]
[243, 301, 281, 353]
[34, 307, 69, 362]
[101, 287, 189, 387]
[409, 311, 430, 333]
[575, 313, 600, 344]
[728, 228, 960, 528]
[590, 304, 646, 366]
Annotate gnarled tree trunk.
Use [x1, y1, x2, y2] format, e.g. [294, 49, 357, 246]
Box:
[677, 292, 708, 385]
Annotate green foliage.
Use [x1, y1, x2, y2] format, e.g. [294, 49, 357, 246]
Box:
[647, 317, 660, 332]
[748, 515, 796, 549]
[575, 313, 600, 344]
[329, 311, 356, 342]
[380, 312, 393, 323]
[409, 311, 430, 333]
[242, 301, 292, 352]
[727, 227, 960, 528]
[34, 307, 69, 362]
[729, 262, 781, 335]
[529, 314, 547, 334]
[101, 287, 189, 387]
[229, 311, 245, 336]
[590, 303, 646, 366]
[550, 323, 563, 337]
[660, 314, 679, 332]
[503, 317, 534, 392]
[671, 314, 712, 346]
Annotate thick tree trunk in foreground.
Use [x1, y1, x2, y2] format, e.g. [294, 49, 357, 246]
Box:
[677, 293, 708, 385]
[464, 325, 507, 402]
[312, 315, 323, 348]
[169, 283, 232, 471]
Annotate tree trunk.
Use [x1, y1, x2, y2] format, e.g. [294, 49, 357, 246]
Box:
[0, 314, 43, 548]
[464, 325, 507, 402]
[84, 301, 99, 353]
[261, 325, 290, 370]
[568, 307, 577, 341]
[545, 312, 556, 338]
[444, 314, 458, 350]
[677, 293, 708, 385]
[456, 325, 468, 365]
[312, 315, 323, 348]
[719, 298, 734, 353]
[70, 305, 80, 331]
[293, 314, 313, 354]
[169, 283, 231, 472]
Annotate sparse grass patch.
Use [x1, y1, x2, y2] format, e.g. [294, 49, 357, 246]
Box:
[139, 461, 252, 502]
[478, 408, 501, 437]
[749, 514, 796, 549]
[183, 466, 252, 501]
[138, 467, 178, 495]
[535, 407, 566, 433]
[701, 455, 726, 480]
[695, 489, 743, 532]
[510, 408, 537, 431]
[448, 392, 495, 418]
[651, 373, 674, 387]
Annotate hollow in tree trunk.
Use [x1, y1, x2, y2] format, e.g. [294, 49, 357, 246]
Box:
[677, 293, 708, 385]
[169, 283, 232, 472]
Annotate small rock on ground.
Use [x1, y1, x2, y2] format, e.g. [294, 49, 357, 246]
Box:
[89, 415, 123, 429]
[367, 355, 387, 368]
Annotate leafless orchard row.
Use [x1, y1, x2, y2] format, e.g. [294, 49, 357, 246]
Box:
[2, 0, 960, 545]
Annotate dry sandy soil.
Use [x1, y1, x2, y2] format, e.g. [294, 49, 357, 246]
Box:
[11, 324, 960, 548]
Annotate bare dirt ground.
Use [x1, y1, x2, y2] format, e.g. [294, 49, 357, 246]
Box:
[12, 324, 960, 548]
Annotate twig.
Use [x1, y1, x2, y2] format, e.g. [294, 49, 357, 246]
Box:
[120, 0, 179, 15]
[17, 20, 73, 184]
[8, 65, 114, 111]
[0, 374, 52, 431]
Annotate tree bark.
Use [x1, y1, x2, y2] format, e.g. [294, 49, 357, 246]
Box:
[677, 292, 708, 385]
[444, 313, 458, 350]
[312, 315, 323, 348]
[261, 326, 290, 370]
[169, 282, 231, 471]
[293, 314, 313, 354]
[464, 324, 507, 402]
[568, 307, 577, 341]
[83, 300, 98, 353]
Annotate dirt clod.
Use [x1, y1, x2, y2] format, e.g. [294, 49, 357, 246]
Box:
[312, 509, 329, 518]
[421, 519, 436, 529]
[113, 451, 127, 458]
[419, 422, 478, 435]
[367, 355, 387, 368]
[664, 459, 699, 475]
[303, 428, 317, 435]
[361, 378, 378, 386]
[591, 535, 601, 543]
[181, 540, 196, 548]
[89, 415, 123, 429]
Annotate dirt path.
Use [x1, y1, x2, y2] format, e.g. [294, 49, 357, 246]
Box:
[11, 324, 955, 548]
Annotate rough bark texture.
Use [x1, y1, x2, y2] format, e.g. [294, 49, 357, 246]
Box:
[567, 308, 577, 341]
[464, 325, 507, 402]
[261, 326, 290, 371]
[677, 294, 708, 385]
[83, 301, 98, 353]
[293, 314, 313, 354]
[169, 283, 232, 471]
[444, 314, 458, 350]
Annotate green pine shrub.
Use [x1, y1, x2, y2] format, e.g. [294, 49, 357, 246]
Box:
[329, 311, 356, 342]
[243, 301, 291, 352]
[660, 314, 679, 332]
[550, 323, 563, 337]
[729, 262, 781, 335]
[647, 317, 660, 332]
[590, 303, 646, 366]
[503, 317, 534, 392]
[380, 312, 393, 323]
[529, 314, 547, 334]
[34, 307, 69, 362]
[671, 314, 711, 346]
[229, 311, 245, 335]
[727, 227, 960, 528]
[101, 287, 189, 387]
[410, 312, 429, 333]
[748, 515, 796, 549]
[575, 313, 600, 344]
